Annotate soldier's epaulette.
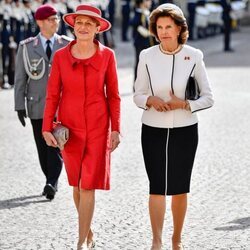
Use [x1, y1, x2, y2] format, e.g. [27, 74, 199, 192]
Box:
[20, 37, 36, 46]
[61, 35, 74, 42]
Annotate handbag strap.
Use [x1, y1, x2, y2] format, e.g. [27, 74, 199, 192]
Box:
[188, 64, 196, 77]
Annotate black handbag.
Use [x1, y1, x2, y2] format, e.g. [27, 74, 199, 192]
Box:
[185, 64, 200, 100]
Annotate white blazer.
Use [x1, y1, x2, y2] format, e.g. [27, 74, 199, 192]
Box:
[134, 44, 214, 128]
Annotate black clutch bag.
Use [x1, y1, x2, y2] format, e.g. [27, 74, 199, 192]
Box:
[185, 64, 200, 100]
[52, 122, 69, 150]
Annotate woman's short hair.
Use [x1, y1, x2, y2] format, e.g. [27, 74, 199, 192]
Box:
[149, 4, 189, 44]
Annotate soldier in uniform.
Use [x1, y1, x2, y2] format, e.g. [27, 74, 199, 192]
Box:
[131, 0, 155, 81]
[187, 0, 198, 40]
[121, 0, 131, 41]
[1, 0, 13, 89]
[220, 0, 233, 52]
[22, 0, 37, 38]
[0, 2, 4, 88]
[96, 0, 115, 48]
[12, 0, 25, 44]
[14, 4, 72, 200]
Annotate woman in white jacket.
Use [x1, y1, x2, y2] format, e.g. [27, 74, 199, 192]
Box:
[133, 4, 214, 250]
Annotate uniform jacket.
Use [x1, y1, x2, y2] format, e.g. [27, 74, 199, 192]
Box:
[220, 0, 232, 20]
[14, 33, 71, 119]
[134, 44, 214, 128]
[42, 40, 121, 190]
[130, 8, 153, 48]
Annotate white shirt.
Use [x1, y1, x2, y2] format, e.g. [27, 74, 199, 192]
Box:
[133, 44, 214, 128]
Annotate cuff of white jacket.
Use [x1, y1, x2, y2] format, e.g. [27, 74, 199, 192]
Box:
[134, 94, 150, 110]
[188, 100, 198, 113]
[188, 99, 214, 113]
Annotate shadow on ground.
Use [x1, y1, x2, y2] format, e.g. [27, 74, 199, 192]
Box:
[0, 195, 50, 210]
[214, 217, 250, 231]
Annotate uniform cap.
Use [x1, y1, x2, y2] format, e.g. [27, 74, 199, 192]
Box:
[34, 4, 57, 20]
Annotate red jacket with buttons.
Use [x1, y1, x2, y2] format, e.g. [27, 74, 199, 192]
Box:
[42, 40, 120, 190]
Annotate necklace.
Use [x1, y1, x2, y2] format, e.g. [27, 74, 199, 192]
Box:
[159, 43, 183, 55]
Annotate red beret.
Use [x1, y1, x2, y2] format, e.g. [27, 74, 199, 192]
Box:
[35, 4, 57, 20]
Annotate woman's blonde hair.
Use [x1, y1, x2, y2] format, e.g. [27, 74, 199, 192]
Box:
[149, 4, 189, 44]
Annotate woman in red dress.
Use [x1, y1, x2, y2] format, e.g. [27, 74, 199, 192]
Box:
[42, 4, 120, 249]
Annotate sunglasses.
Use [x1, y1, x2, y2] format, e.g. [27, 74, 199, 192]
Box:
[46, 16, 60, 23]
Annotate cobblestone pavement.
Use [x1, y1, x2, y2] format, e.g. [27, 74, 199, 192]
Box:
[0, 27, 250, 250]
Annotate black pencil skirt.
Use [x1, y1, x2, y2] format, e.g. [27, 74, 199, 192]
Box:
[141, 123, 198, 196]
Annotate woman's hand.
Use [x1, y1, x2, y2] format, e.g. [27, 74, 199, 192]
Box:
[110, 131, 120, 152]
[42, 131, 58, 148]
[166, 91, 185, 110]
[146, 96, 170, 112]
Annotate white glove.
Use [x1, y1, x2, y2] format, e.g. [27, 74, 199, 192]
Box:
[137, 25, 150, 38]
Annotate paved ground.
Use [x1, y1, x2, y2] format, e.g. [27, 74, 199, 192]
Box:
[0, 26, 250, 250]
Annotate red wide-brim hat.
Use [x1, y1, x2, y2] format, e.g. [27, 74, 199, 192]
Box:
[63, 4, 111, 33]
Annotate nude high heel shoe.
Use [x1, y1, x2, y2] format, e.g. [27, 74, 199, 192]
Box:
[172, 242, 184, 250]
[87, 240, 95, 249]
[77, 242, 88, 250]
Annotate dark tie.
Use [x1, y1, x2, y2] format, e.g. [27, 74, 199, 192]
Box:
[46, 40, 52, 60]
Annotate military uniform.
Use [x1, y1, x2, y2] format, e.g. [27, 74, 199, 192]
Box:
[96, 0, 115, 48]
[0, 6, 4, 87]
[12, 1, 25, 44]
[0, 1, 14, 88]
[121, 0, 131, 41]
[22, 0, 37, 38]
[15, 34, 71, 118]
[221, 0, 233, 51]
[131, 7, 155, 81]
[14, 33, 72, 197]
[187, 0, 198, 40]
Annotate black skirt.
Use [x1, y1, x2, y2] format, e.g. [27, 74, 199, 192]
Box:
[141, 123, 198, 195]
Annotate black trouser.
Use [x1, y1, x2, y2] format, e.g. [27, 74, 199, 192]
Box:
[223, 16, 231, 50]
[121, 5, 130, 41]
[30, 119, 62, 187]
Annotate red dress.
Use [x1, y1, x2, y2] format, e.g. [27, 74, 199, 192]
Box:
[42, 40, 120, 190]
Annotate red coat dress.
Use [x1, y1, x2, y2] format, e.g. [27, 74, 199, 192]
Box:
[42, 40, 120, 190]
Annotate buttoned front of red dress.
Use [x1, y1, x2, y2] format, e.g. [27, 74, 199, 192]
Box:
[42, 40, 120, 190]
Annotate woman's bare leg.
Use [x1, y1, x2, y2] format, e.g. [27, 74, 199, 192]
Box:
[73, 188, 95, 247]
[73, 187, 80, 209]
[73, 187, 93, 244]
[149, 194, 166, 250]
[171, 193, 187, 250]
